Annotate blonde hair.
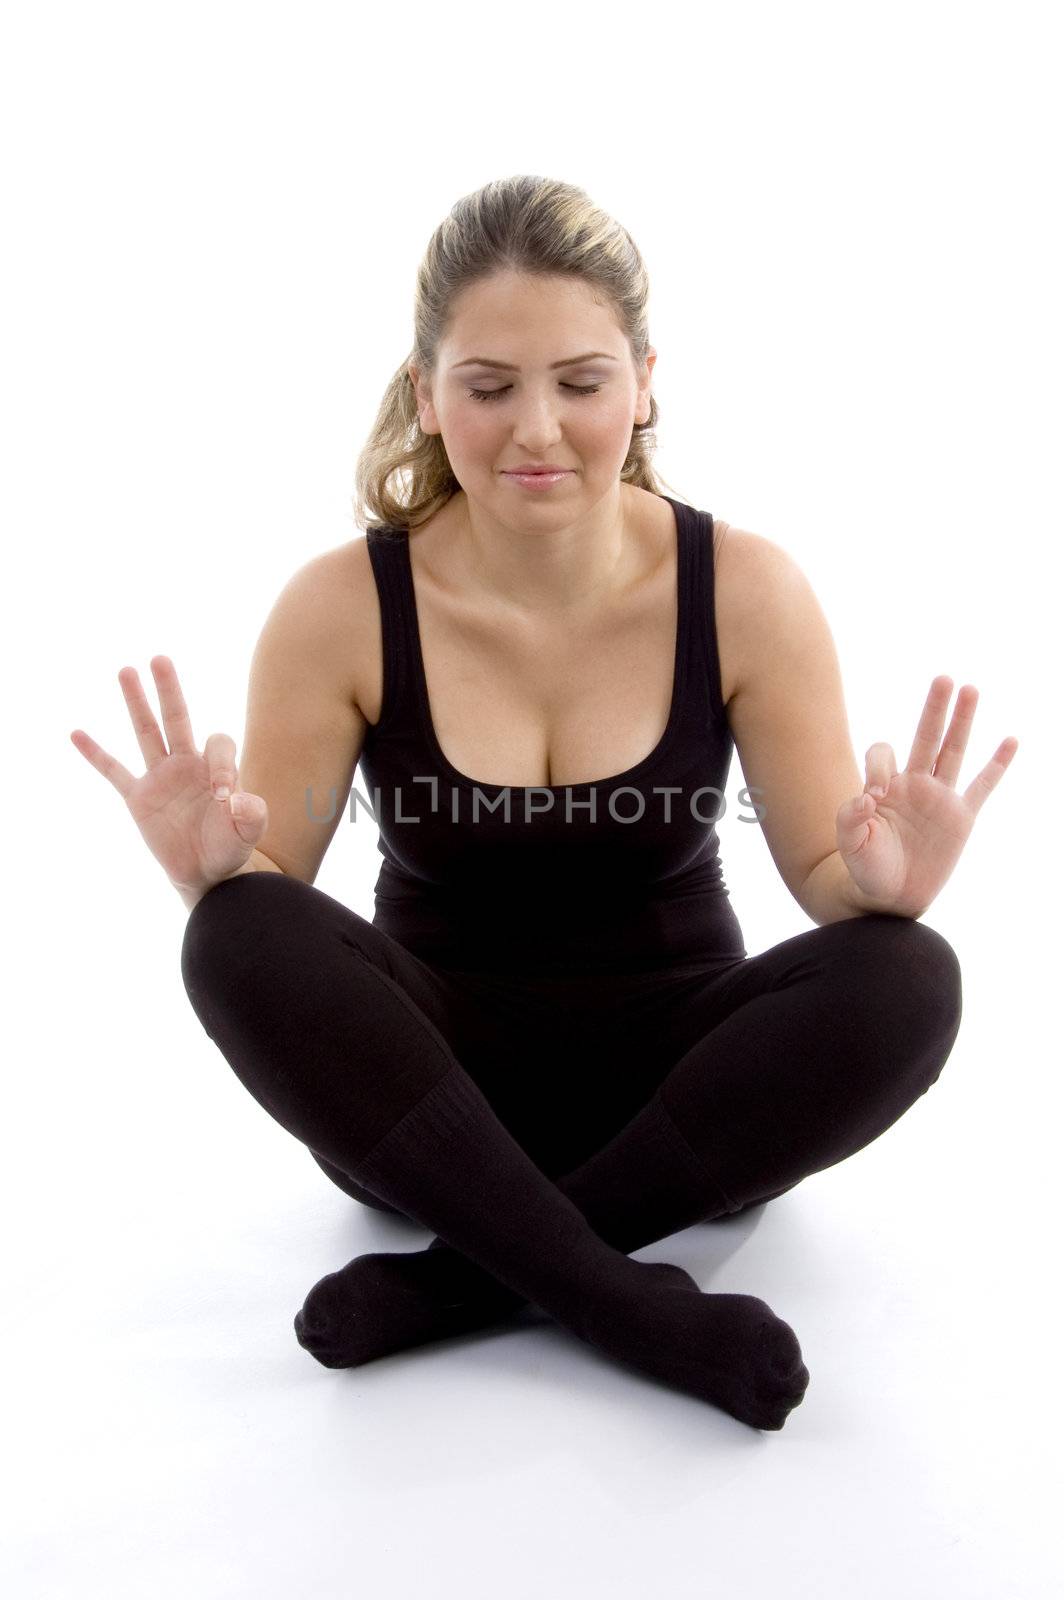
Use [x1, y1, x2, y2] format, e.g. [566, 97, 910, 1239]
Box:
[352, 174, 689, 535]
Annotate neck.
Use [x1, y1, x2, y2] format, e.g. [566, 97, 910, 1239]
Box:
[449, 485, 640, 617]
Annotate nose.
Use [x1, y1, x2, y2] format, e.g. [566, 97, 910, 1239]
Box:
[508, 398, 567, 450]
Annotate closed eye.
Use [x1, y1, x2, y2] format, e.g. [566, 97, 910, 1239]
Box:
[467, 383, 602, 403]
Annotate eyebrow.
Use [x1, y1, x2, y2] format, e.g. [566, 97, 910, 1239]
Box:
[450, 351, 620, 372]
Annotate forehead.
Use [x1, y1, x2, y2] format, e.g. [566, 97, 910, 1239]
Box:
[445, 270, 619, 345]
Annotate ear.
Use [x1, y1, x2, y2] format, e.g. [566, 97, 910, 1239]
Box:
[407, 361, 439, 435]
[636, 347, 657, 424]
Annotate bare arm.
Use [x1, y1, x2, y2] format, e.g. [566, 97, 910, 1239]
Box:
[227, 541, 369, 888]
[721, 528, 873, 922]
[174, 542, 368, 913]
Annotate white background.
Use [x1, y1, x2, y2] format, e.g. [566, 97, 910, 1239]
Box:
[4, 1, 1059, 1595]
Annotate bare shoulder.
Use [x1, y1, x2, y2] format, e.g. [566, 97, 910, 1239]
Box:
[717, 523, 817, 623]
[339, 534, 384, 723]
[713, 519, 790, 603]
[709, 518, 776, 706]
[272, 535, 380, 717]
[711, 519, 836, 704]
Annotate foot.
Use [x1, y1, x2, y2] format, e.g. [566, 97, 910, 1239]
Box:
[294, 1246, 696, 1369]
[294, 1246, 809, 1430]
[294, 1245, 530, 1368]
[581, 1268, 810, 1431]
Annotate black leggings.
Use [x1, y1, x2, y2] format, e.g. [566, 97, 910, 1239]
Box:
[179, 872, 963, 1240]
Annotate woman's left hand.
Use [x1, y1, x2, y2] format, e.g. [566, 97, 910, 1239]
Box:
[835, 675, 1019, 918]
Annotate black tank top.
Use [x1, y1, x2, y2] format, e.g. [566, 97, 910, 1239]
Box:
[356, 494, 747, 977]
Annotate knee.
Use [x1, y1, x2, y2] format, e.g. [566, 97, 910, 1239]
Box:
[856, 914, 963, 1070]
[309, 1149, 410, 1217]
[184, 867, 308, 935]
[892, 918, 961, 1029]
[180, 870, 310, 1000]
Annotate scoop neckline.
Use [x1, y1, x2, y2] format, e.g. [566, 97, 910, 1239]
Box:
[398, 494, 690, 794]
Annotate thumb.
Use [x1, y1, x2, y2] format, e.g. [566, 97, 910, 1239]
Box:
[227, 790, 267, 838]
[839, 792, 876, 849]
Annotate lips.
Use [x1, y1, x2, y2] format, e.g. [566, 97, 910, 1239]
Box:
[502, 469, 573, 489]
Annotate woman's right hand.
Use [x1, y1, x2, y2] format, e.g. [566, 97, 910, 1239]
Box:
[70, 654, 270, 898]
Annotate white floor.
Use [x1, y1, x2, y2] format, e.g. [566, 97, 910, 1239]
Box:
[7, 923, 1058, 1600]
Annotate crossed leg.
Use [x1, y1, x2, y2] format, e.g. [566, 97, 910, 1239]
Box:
[182, 872, 960, 1424]
[299, 899, 961, 1363]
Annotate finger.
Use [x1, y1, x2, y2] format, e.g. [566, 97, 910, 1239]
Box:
[846, 792, 877, 831]
[70, 728, 136, 799]
[931, 684, 980, 788]
[961, 736, 1020, 818]
[118, 666, 169, 768]
[864, 743, 897, 796]
[204, 731, 238, 796]
[905, 674, 956, 776]
[150, 655, 198, 756]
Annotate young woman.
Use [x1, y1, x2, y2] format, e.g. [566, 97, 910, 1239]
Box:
[71, 175, 1017, 1432]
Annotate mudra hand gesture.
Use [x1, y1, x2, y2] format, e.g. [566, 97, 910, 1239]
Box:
[834, 675, 1018, 919]
[70, 655, 270, 898]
